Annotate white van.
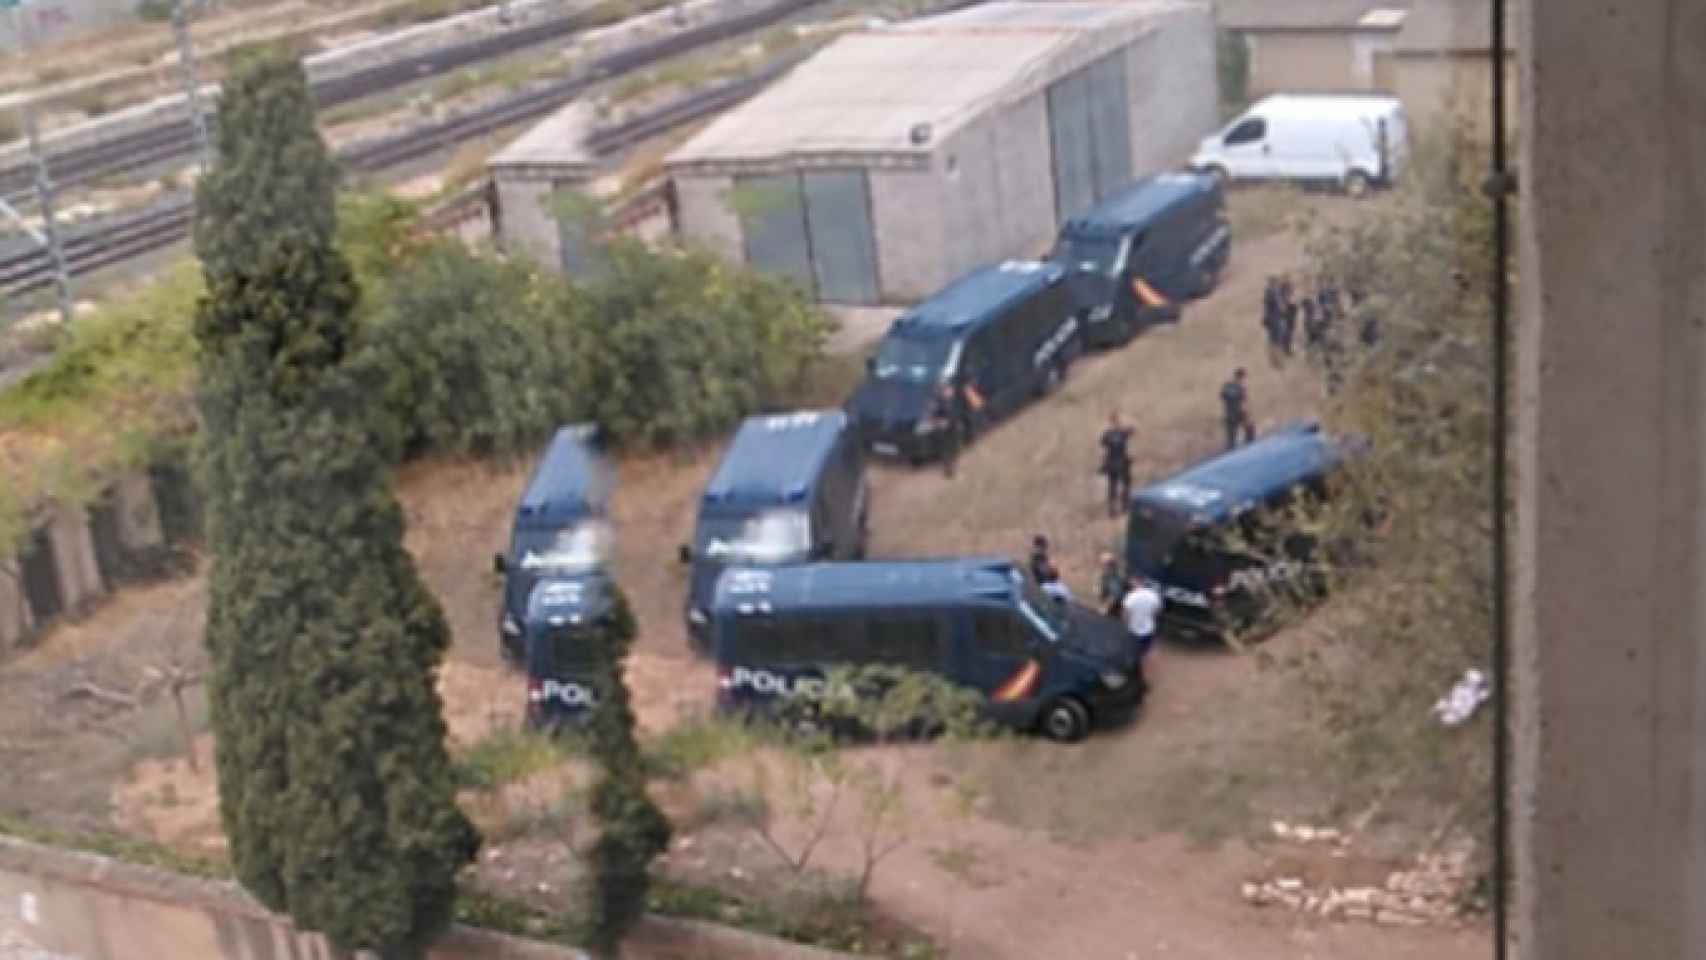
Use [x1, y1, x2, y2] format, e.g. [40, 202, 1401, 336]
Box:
[1188, 94, 1409, 198]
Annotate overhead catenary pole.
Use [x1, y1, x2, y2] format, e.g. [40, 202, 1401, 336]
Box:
[172, 0, 211, 171]
[3, 1, 73, 328]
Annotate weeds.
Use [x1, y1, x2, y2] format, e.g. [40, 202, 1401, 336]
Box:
[642, 714, 766, 779]
[454, 727, 579, 791]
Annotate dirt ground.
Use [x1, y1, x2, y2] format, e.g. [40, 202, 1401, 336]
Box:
[0, 190, 1490, 957]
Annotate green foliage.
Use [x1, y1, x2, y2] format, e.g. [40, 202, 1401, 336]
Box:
[570, 240, 836, 447]
[1216, 29, 1251, 113]
[194, 49, 477, 958]
[454, 728, 579, 792]
[643, 714, 767, 780]
[337, 191, 427, 301]
[135, 0, 174, 23]
[0, 262, 202, 553]
[578, 587, 671, 958]
[361, 242, 580, 461]
[1256, 121, 1500, 827]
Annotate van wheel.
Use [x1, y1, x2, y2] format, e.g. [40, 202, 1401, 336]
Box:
[1343, 170, 1372, 199]
[1040, 697, 1090, 743]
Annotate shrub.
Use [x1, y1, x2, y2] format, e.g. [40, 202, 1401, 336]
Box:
[360, 241, 579, 461]
[569, 240, 836, 448]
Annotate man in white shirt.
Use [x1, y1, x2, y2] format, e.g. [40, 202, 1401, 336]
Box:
[1121, 574, 1162, 662]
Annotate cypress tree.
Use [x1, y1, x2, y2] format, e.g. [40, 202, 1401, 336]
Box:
[193, 48, 478, 957]
[582, 588, 671, 957]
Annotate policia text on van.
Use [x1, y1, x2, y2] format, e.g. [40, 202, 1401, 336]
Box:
[709, 559, 1143, 742]
[1124, 422, 1353, 642]
[491, 425, 617, 729]
[849, 260, 1082, 464]
[680, 410, 868, 652]
[1050, 173, 1231, 348]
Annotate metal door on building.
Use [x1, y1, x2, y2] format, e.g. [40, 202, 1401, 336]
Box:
[737, 170, 880, 305]
[1048, 50, 1136, 224]
[735, 172, 815, 294]
[800, 169, 880, 305]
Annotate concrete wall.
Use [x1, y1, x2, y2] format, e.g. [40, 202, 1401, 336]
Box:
[1246, 32, 1357, 94]
[1123, 6, 1218, 175]
[1513, 0, 1706, 956]
[671, 172, 744, 261]
[1389, 52, 1518, 138]
[44, 505, 102, 617]
[931, 89, 1055, 284]
[0, 557, 29, 649]
[0, 835, 857, 960]
[868, 163, 948, 304]
[1, 469, 169, 649]
[495, 175, 568, 270]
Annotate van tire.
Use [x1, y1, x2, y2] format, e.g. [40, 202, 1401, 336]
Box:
[1040, 697, 1090, 743]
[1343, 170, 1373, 199]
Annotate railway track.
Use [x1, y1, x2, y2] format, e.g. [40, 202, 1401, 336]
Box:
[0, 0, 819, 298]
[0, 0, 779, 208]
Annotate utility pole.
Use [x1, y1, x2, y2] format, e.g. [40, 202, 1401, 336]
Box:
[2, 0, 74, 328]
[172, 0, 211, 171]
[22, 107, 72, 326]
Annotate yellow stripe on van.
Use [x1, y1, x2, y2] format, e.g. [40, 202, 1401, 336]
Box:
[1133, 277, 1171, 308]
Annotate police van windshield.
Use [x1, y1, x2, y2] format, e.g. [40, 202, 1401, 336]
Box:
[698, 509, 811, 563]
[872, 333, 955, 384]
[1053, 234, 1128, 277]
[1127, 502, 1195, 574]
[514, 520, 611, 574]
[1011, 570, 1067, 642]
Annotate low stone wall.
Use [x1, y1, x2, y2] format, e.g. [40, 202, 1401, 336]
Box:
[0, 836, 856, 960]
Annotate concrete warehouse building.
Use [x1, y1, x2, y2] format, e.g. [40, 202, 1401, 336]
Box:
[664, 0, 1216, 305]
[485, 102, 603, 275]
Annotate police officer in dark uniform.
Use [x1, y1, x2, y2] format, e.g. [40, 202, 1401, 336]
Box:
[1029, 535, 1052, 585]
[939, 374, 980, 478]
[1098, 412, 1134, 517]
[1220, 368, 1254, 450]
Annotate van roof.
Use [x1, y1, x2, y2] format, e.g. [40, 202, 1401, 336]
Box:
[1058, 173, 1216, 236]
[516, 424, 606, 527]
[890, 260, 1065, 338]
[702, 409, 849, 511]
[1130, 421, 1346, 523]
[712, 557, 1021, 615]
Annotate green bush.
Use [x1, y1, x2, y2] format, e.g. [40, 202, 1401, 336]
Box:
[360, 242, 580, 461]
[135, 0, 174, 23]
[569, 240, 836, 448]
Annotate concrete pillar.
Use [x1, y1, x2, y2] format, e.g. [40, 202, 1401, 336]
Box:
[1513, 0, 1706, 957]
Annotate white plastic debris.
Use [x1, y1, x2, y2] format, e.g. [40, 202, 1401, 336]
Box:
[1433, 668, 1491, 726]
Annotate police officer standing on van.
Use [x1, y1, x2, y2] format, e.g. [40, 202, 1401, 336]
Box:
[1220, 368, 1255, 450]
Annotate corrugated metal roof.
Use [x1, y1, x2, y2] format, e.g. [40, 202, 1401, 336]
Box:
[1217, 0, 1409, 31]
[1393, 0, 1515, 52]
[667, 0, 1192, 167]
[488, 100, 596, 168]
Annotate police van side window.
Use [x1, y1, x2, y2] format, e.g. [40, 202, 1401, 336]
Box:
[972, 611, 1031, 658]
[864, 616, 945, 670]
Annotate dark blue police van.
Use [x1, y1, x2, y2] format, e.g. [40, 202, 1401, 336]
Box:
[848, 260, 1082, 463]
[680, 410, 868, 652]
[1050, 173, 1231, 348]
[492, 424, 615, 728]
[709, 559, 1142, 742]
[1125, 421, 1350, 642]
